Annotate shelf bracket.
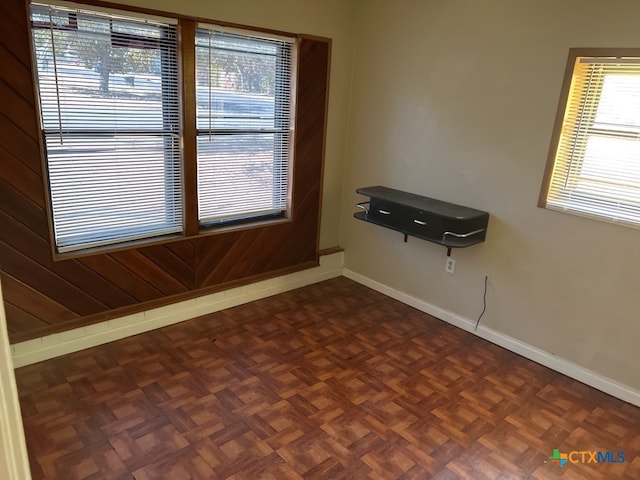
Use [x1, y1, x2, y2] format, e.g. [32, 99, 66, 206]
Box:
[356, 202, 370, 215]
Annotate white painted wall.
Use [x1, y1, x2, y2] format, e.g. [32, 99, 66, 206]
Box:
[341, 0, 640, 390]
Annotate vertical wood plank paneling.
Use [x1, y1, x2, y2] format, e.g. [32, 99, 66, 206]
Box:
[290, 37, 330, 261]
[0, 0, 330, 343]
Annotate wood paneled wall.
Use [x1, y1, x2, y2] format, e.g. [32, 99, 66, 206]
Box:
[0, 0, 330, 343]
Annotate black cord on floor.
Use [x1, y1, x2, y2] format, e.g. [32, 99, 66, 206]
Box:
[474, 274, 488, 331]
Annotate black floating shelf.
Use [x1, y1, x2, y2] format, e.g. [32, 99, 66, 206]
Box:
[354, 186, 489, 254]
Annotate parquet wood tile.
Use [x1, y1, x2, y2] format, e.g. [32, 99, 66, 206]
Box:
[15, 277, 640, 479]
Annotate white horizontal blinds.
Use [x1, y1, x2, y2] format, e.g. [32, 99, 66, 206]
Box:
[30, 2, 182, 252]
[548, 56, 640, 227]
[194, 26, 294, 226]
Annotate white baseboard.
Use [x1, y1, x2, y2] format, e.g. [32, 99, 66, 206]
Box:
[11, 252, 344, 368]
[343, 268, 640, 408]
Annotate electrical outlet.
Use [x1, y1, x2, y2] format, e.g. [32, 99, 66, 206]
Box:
[445, 257, 456, 274]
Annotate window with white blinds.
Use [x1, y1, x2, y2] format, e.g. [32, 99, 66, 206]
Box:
[541, 50, 640, 228]
[195, 26, 294, 226]
[30, 3, 182, 252]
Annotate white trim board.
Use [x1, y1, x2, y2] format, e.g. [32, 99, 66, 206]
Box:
[11, 252, 344, 368]
[0, 279, 31, 480]
[343, 268, 640, 408]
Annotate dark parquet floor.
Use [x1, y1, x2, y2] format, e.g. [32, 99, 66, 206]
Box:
[14, 277, 640, 479]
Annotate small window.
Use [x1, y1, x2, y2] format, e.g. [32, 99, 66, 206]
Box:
[195, 26, 295, 227]
[540, 49, 640, 228]
[31, 3, 182, 252]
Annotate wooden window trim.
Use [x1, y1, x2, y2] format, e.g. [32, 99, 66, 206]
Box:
[180, 19, 199, 237]
[539, 48, 640, 223]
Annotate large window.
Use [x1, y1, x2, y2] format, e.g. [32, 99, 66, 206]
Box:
[31, 3, 182, 253]
[30, 2, 297, 254]
[195, 26, 294, 226]
[540, 49, 640, 228]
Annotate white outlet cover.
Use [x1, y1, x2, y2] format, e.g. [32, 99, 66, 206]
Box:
[445, 257, 456, 274]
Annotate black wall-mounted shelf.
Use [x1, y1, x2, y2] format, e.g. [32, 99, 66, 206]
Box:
[354, 186, 489, 254]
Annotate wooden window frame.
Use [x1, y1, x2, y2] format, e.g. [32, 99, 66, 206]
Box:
[539, 47, 640, 228]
